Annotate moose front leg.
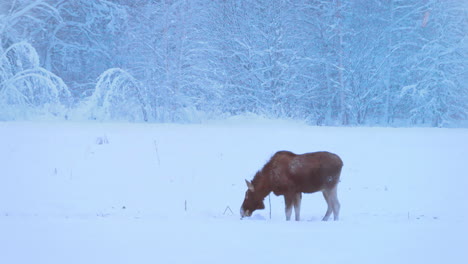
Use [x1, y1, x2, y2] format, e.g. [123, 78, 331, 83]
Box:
[284, 193, 302, 221]
[293, 193, 302, 221]
[284, 193, 294, 221]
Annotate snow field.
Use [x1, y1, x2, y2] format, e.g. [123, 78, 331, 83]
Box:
[0, 119, 467, 263]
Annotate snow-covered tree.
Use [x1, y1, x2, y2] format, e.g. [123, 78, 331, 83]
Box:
[42, 0, 127, 99]
[0, 42, 71, 120]
[394, 0, 468, 126]
[85, 68, 150, 122]
[118, 0, 223, 122]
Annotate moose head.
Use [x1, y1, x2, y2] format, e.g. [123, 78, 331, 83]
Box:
[240, 179, 265, 218]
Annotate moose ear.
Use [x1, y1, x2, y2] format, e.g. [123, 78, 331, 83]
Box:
[245, 179, 255, 192]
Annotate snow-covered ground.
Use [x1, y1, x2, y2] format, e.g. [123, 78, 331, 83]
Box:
[1, 118, 467, 264]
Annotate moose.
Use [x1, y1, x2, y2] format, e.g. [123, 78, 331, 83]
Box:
[240, 151, 343, 221]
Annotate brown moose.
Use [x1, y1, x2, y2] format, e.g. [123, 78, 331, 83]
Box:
[240, 151, 343, 221]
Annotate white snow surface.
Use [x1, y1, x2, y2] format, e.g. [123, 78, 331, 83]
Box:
[1, 118, 467, 264]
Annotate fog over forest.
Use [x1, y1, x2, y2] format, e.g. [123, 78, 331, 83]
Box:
[1, 0, 466, 126]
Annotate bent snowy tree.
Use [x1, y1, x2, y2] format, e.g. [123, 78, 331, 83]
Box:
[240, 151, 343, 221]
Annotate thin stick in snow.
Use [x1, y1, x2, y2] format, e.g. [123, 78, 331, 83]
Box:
[153, 140, 161, 166]
[269, 194, 272, 220]
[223, 206, 233, 215]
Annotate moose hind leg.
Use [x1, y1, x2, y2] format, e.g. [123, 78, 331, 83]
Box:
[293, 193, 302, 221]
[329, 185, 341, 221]
[321, 190, 333, 221]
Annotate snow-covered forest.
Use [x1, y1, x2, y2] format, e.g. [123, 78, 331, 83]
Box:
[1, 0, 466, 126]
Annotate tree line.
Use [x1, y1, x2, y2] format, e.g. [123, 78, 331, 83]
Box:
[1, 0, 466, 126]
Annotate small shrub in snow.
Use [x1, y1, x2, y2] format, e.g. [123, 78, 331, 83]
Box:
[95, 135, 109, 145]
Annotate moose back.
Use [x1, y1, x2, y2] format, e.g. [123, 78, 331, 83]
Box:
[240, 151, 343, 221]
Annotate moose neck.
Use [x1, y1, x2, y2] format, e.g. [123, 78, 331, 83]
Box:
[252, 171, 272, 200]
